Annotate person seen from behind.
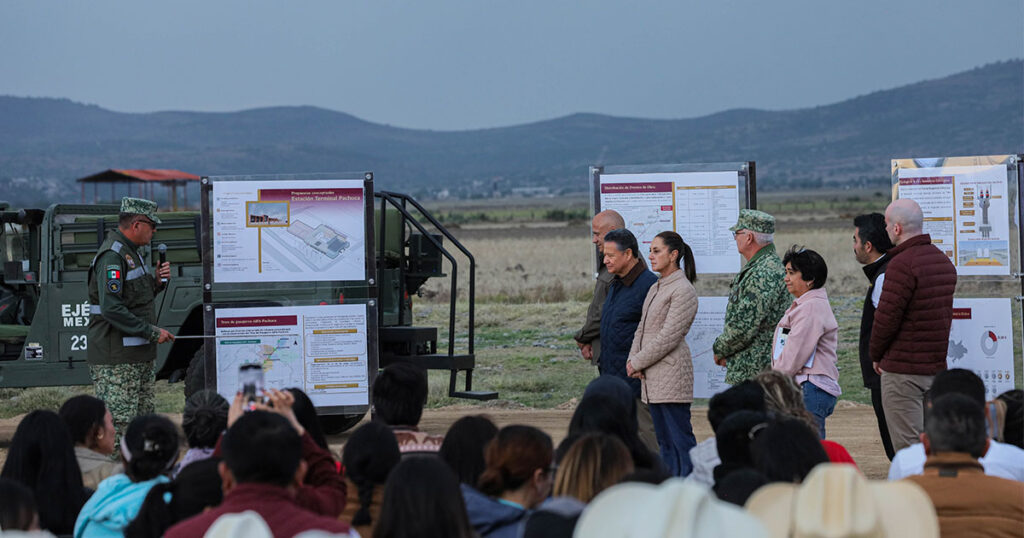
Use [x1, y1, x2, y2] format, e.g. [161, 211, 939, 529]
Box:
[163, 410, 354, 537]
[870, 198, 957, 452]
[1, 410, 89, 536]
[372, 361, 444, 455]
[887, 368, 1024, 481]
[59, 395, 123, 490]
[74, 414, 179, 538]
[0, 478, 45, 534]
[340, 421, 401, 538]
[123, 457, 223, 538]
[904, 393, 1024, 536]
[464, 425, 554, 538]
[175, 390, 228, 477]
[686, 380, 765, 487]
[771, 246, 840, 438]
[625, 231, 700, 476]
[373, 456, 475, 538]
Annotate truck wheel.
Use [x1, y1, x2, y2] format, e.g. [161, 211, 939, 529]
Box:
[319, 412, 367, 435]
[184, 346, 206, 398]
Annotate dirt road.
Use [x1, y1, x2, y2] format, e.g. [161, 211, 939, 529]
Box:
[0, 402, 890, 479]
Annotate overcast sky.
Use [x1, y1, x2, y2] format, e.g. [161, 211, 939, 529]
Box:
[2, 1, 1021, 130]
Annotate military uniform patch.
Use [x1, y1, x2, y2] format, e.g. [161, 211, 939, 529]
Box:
[107, 279, 121, 293]
[125, 255, 135, 268]
[107, 269, 121, 279]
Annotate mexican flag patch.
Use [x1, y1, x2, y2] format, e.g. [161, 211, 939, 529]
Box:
[107, 269, 121, 279]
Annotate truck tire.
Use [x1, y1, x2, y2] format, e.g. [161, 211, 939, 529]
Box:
[184, 346, 207, 398]
[319, 412, 367, 435]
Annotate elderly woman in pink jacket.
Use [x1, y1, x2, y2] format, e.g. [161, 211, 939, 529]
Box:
[625, 231, 699, 476]
[772, 246, 841, 439]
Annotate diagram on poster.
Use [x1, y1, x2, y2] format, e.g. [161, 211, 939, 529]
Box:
[213, 179, 366, 283]
[946, 298, 1015, 399]
[687, 297, 730, 398]
[897, 165, 1010, 276]
[214, 304, 370, 408]
[599, 172, 741, 273]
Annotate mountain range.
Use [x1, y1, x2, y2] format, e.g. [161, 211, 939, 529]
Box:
[0, 60, 1021, 205]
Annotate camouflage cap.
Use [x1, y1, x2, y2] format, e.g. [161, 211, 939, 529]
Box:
[120, 197, 161, 224]
[729, 209, 775, 234]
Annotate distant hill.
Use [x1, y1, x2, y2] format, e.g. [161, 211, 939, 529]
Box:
[0, 60, 1021, 205]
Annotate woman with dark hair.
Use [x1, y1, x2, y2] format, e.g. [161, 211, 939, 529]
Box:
[440, 415, 499, 486]
[625, 230, 699, 476]
[568, 376, 661, 472]
[74, 414, 180, 538]
[60, 395, 122, 489]
[340, 421, 402, 537]
[1, 410, 90, 535]
[175, 390, 228, 477]
[124, 458, 223, 538]
[373, 456, 475, 538]
[749, 417, 830, 483]
[463, 425, 554, 538]
[0, 477, 41, 532]
[772, 246, 841, 438]
[286, 387, 330, 451]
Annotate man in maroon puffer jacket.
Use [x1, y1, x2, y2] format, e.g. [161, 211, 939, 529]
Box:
[870, 198, 957, 452]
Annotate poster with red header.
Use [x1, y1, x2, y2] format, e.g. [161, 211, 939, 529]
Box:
[212, 179, 366, 283]
[214, 304, 369, 408]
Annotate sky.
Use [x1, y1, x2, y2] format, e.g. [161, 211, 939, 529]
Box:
[1, 1, 1021, 131]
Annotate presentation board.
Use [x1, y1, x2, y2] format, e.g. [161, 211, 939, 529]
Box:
[212, 179, 367, 283]
[893, 157, 1016, 276]
[687, 297, 731, 398]
[593, 165, 752, 274]
[213, 303, 371, 408]
[947, 298, 1016, 399]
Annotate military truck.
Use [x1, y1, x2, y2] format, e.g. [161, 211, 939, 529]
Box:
[0, 192, 492, 432]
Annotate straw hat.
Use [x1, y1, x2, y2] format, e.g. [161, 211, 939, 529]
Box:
[574, 479, 767, 537]
[745, 464, 939, 538]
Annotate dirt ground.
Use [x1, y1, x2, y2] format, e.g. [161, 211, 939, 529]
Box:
[0, 402, 889, 479]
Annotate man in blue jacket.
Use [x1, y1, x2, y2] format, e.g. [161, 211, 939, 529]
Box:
[600, 229, 658, 450]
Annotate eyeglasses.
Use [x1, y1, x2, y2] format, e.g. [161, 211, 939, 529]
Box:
[137, 218, 157, 230]
[733, 230, 749, 238]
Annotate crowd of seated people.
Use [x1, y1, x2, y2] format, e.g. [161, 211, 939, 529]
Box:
[0, 363, 1020, 538]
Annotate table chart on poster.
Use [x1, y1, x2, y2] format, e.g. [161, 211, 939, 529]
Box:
[599, 171, 741, 273]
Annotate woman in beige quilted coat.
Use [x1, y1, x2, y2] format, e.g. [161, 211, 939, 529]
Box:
[625, 231, 699, 477]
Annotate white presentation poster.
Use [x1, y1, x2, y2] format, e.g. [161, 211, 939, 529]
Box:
[897, 165, 1010, 276]
[599, 172, 741, 273]
[687, 296, 731, 398]
[947, 298, 1016, 400]
[212, 179, 366, 283]
[214, 304, 370, 407]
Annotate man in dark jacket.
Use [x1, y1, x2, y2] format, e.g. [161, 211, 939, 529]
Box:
[870, 198, 957, 452]
[575, 210, 625, 366]
[599, 229, 658, 448]
[853, 213, 896, 460]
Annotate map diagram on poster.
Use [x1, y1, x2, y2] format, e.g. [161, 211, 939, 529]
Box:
[687, 297, 730, 398]
[599, 172, 741, 273]
[214, 304, 370, 408]
[946, 298, 1015, 399]
[213, 179, 366, 283]
[897, 165, 1011, 276]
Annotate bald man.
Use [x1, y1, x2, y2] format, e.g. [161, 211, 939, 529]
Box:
[869, 198, 957, 452]
[575, 209, 627, 366]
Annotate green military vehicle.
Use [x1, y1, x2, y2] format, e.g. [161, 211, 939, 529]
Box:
[0, 193, 492, 431]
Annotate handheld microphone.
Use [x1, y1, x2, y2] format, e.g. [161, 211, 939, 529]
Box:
[158, 244, 168, 283]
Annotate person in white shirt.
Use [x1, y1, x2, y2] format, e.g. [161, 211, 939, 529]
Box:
[887, 368, 1024, 482]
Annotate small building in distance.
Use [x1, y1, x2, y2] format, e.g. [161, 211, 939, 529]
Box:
[77, 169, 201, 210]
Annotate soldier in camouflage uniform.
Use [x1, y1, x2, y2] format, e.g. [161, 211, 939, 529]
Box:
[87, 197, 174, 439]
[713, 210, 790, 384]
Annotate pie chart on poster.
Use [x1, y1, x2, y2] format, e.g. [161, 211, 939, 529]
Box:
[980, 330, 998, 356]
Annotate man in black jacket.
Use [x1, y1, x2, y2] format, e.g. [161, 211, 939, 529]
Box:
[853, 213, 895, 460]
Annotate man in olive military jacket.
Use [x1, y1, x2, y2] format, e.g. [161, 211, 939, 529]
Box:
[713, 209, 790, 385]
[87, 197, 174, 436]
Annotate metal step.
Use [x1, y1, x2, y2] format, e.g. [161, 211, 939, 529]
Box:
[452, 390, 499, 401]
[380, 353, 475, 370]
